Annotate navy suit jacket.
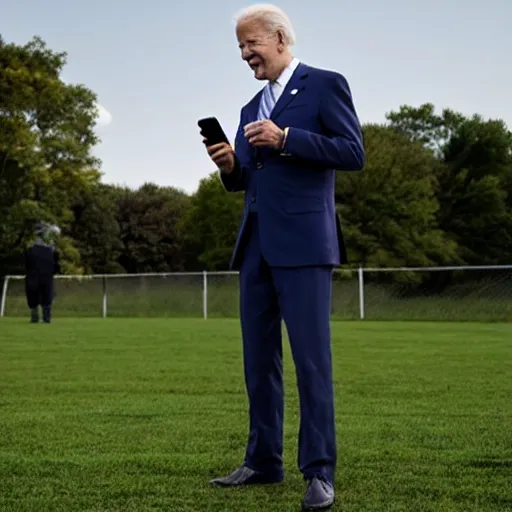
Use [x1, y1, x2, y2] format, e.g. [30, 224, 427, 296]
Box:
[25, 241, 61, 277]
[220, 62, 365, 270]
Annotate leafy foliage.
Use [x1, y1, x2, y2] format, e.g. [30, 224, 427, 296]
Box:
[388, 104, 512, 265]
[180, 173, 244, 271]
[336, 124, 458, 269]
[1, 37, 511, 278]
[116, 184, 190, 273]
[0, 35, 101, 274]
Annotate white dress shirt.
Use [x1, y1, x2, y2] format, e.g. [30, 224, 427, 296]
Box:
[270, 57, 300, 103]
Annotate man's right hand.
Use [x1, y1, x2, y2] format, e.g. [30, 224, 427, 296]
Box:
[204, 141, 235, 174]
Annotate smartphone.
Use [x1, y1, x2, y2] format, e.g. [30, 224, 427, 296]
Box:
[198, 117, 230, 146]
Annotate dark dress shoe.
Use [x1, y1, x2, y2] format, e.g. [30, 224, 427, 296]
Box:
[301, 477, 335, 510]
[209, 465, 283, 487]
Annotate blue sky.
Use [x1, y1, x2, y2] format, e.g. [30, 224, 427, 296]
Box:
[2, 0, 511, 194]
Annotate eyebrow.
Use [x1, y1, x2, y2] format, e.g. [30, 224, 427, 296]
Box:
[239, 38, 258, 47]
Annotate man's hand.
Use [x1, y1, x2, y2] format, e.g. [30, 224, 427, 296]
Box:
[204, 141, 235, 174]
[244, 120, 285, 149]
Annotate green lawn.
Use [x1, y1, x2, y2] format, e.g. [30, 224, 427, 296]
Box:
[0, 319, 511, 511]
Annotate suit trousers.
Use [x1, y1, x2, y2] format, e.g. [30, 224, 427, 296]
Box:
[239, 212, 336, 483]
[25, 275, 54, 309]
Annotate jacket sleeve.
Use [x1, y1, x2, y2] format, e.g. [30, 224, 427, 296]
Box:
[218, 109, 248, 192]
[53, 249, 61, 274]
[282, 72, 365, 171]
[24, 249, 31, 273]
[218, 158, 246, 192]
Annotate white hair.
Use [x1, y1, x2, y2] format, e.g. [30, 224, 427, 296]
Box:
[234, 4, 296, 46]
[48, 224, 61, 236]
[35, 221, 61, 237]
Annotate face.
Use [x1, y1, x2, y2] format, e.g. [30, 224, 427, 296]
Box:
[236, 17, 287, 81]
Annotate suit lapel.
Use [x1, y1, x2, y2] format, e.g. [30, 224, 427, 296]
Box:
[242, 63, 309, 161]
[247, 91, 263, 123]
[270, 63, 309, 121]
[244, 93, 262, 160]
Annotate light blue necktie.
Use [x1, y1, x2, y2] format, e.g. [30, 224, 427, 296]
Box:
[257, 82, 276, 120]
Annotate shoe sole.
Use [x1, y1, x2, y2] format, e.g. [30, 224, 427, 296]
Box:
[210, 478, 283, 487]
[301, 497, 335, 511]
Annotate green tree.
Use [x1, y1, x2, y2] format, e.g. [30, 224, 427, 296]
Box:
[116, 183, 190, 273]
[181, 173, 244, 270]
[336, 124, 458, 270]
[387, 104, 512, 265]
[70, 183, 124, 274]
[0, 35, 101, 275]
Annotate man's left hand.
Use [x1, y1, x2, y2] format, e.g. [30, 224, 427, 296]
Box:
[244, 120, 284, 149]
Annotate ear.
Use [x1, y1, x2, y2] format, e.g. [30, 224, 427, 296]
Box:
[276, 30, 286, 49]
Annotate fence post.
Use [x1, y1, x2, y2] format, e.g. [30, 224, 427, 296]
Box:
[202, 271, 208, 320]
[0, 276, 9, 318]
[358, 266, 365, 320]
[102, 276, 108, 318]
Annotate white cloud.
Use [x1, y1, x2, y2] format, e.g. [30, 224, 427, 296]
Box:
[96, 103, 113, 127]
[61, 76, 113, 128]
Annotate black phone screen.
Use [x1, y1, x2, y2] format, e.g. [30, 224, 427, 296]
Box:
[198, 117, 230, 146]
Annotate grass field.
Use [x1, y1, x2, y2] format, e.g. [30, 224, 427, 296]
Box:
[0, 319, 511, 511]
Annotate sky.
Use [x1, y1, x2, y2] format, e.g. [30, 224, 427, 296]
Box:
[2, 0, 511, 195]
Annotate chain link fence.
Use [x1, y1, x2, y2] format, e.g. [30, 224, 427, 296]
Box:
[2, 266, 511, 321]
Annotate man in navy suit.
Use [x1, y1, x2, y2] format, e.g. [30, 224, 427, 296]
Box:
[204, 4, 364, 510]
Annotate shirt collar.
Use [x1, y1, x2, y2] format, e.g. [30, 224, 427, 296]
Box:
[274, 57, 300, 87]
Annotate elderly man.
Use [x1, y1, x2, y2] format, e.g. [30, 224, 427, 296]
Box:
[24, 221, 61, 323]
[203, 4, 364, 510]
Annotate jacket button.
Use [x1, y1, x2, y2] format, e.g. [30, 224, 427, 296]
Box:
[256, 163, 263, 169]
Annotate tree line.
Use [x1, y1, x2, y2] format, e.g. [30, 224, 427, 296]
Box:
[1, 36, 511, 279]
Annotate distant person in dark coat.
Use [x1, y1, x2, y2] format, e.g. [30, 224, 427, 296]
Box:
[25, 222, 61, 323]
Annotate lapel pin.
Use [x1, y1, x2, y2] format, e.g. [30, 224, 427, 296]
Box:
[291, 89, 298, 95]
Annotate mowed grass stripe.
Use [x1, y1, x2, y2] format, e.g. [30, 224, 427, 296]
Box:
[0, 319, 510, 511]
